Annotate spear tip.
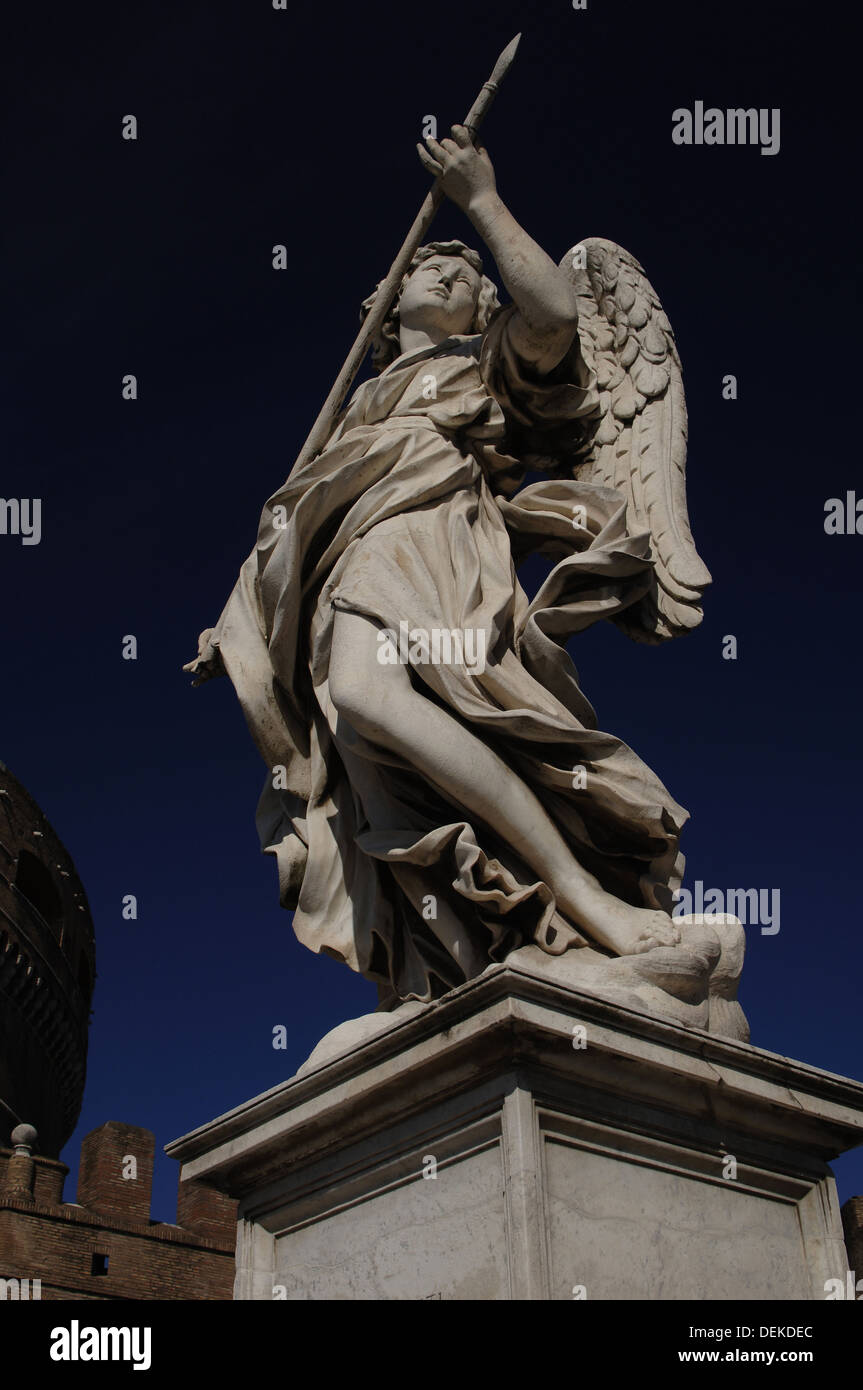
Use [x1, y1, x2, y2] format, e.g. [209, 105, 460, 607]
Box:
[490, 32, 522, 85]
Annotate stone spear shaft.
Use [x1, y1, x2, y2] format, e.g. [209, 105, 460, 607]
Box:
[293, 32, 522, 472]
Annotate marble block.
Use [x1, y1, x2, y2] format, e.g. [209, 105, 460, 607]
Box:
[166, 963, 863, 1300]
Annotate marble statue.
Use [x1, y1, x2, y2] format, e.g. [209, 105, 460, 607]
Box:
[186, 121, 747, 1039]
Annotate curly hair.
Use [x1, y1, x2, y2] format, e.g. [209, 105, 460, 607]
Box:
[359, 240, 501, 373]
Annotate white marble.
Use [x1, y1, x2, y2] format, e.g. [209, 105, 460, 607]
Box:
[167, 968, 862, 1300]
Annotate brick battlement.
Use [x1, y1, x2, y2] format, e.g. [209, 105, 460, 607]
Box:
[0, 1122, 236, 1299]
[0, 1188, 234, 1251]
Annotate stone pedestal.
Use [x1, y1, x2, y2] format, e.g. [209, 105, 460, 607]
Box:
[167, 963, 863, 1300]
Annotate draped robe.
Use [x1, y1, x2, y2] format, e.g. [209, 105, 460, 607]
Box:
[205, 303, 688, 1000]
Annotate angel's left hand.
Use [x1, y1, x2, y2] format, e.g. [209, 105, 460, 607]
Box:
[182, 627, 225, 684]
[416, 124, 497, 213]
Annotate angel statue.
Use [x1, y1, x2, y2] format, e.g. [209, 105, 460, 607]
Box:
[186, 121, 746, 1039]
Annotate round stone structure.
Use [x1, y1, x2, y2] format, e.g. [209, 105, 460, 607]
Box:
[0, 762, 95, 1157]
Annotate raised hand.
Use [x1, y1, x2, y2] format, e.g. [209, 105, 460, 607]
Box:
[416, 124, 497, 214]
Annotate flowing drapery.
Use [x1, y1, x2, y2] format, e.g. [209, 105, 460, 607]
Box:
[206, 305, 687, 999]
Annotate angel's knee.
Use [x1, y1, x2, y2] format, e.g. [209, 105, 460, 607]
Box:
[329, 663, 374, 735]
[329, 613, 412, 741]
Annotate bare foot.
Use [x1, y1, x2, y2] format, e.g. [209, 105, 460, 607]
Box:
[573, 899, 681, 957]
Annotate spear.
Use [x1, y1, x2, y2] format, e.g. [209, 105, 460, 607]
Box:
[293, 32, 522, 472]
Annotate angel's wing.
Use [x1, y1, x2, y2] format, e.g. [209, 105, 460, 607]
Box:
[561, 237, 711, 642]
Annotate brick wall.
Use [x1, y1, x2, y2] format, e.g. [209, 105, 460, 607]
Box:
[0, 1203, 235, 1300]
[77, 1122, 154, 1221]
[177, 1176, 240, 1243]
[0, 1123, 237, 1300]
[842, 1196, 863, 1281]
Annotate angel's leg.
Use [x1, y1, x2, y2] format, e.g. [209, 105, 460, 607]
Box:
[328, 609, 678, 957]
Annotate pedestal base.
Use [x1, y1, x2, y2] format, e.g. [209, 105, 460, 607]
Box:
[167, 963, 863, 1300]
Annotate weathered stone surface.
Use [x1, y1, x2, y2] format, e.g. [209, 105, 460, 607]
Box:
[296, 912, 746, 1080]
[503, 913, 748, 1039]
[167, 967, 862, 1300]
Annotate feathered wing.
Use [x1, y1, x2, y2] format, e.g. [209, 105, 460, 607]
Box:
[560, 237, 711, 642]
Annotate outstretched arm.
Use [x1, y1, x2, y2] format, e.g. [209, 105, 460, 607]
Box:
[417, 125, 578, 374]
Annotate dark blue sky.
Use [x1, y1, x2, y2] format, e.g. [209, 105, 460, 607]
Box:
[3, 0, 861, 1222]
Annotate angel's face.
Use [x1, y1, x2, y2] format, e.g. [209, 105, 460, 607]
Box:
[398, 255, 481, 338]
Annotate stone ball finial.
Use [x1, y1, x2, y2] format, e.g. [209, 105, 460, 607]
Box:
[11, 1123, 38, 1154]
